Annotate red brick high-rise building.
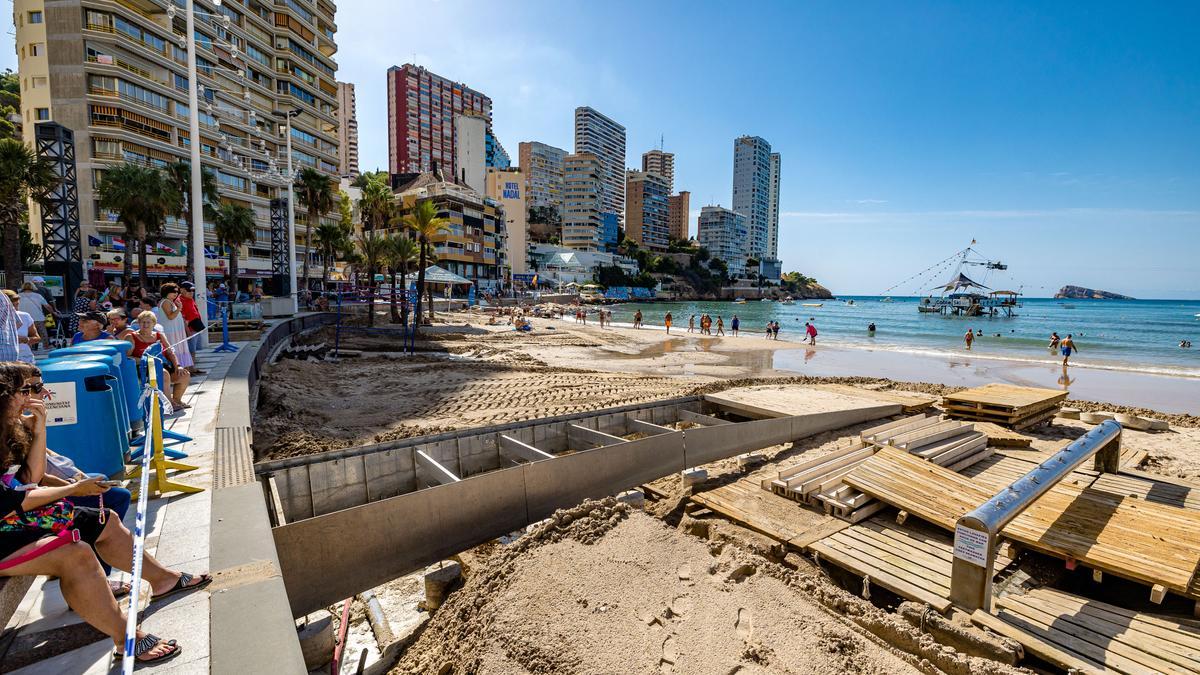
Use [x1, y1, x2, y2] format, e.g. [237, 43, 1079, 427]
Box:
[387, 64, 492, 177]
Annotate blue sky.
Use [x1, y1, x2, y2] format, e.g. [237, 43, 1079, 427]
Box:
[4, 1, 1198, 297]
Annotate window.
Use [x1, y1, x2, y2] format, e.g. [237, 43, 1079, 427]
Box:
[29, 11, 43, 23]
[30, 43, 44, 57]
[35, 108, 50, 121]
[32, 77, 48, 89]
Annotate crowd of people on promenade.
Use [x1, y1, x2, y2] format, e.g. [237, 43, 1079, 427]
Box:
[0, 286, 212, 665]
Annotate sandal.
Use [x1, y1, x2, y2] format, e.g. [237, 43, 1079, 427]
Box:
[151, 572, 212, 602]
[114, 633, 183, 666]
[110, 580, 132, 599]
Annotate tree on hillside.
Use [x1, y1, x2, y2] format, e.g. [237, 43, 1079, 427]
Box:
[0, 139, 57, 289]
[0, 71, 21, 141]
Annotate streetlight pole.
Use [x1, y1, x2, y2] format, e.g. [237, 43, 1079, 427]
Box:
[185, 0, 208, 346]
[276, 109, 300, 314]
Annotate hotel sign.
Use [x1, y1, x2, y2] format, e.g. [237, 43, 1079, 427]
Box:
[502, 181, 520, 199]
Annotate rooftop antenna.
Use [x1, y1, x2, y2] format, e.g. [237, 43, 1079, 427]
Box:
[659, 134, 664, 151]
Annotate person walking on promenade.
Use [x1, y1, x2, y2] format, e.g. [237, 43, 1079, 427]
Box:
[665, 312, 673, 334]
[731, 315, 740, 336]
[964, 328, 974, 350]
[716, 316, 725, 336]
[1061, 334, 1079, 365]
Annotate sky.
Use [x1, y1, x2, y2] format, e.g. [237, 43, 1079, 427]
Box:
[4, 1, 1198, 297]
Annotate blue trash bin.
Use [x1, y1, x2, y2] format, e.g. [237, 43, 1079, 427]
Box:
[47, 345, 133, 441]
[50, 341, 143, 432]
[38, 360, 126, 477]
[38, 354, 131, 453]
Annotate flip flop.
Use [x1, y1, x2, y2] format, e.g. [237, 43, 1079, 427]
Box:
[151, 572, 212, 602]
[110, 580, 132, 599]
[113, 634, 183, 666]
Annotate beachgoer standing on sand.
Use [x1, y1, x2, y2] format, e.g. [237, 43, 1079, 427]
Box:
[766, 321, 773, 339]
[688, 315, 695, 333]
[1061, 334, 1079, 365]
[774, 321, 781, 340]
[716, 316, 725, 336]
[964, 328, 974, 350]
[665, 312, 673, 334]
[1048, 332, 1060, 350]
[634, 310, 643, 329]
[731, 315, 740, 336]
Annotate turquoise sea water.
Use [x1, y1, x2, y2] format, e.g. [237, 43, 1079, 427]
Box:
[603, 297, 1200, 378]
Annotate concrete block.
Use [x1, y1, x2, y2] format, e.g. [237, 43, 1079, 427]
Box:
[616, 489, 645, 508]
[424, 562, 462, 611]
[297, 610, 334, 670]
[681, 469, 707, 494]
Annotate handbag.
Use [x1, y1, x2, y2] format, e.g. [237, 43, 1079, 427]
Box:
[0, 498, 76, 534]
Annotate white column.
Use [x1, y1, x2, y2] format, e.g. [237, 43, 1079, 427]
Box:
[185, 0, 208, 346]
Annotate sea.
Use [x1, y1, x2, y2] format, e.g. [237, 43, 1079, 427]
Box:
[602, 296, 1200, 379]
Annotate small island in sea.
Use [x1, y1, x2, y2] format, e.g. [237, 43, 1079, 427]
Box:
[1054, 285, 1135, 300]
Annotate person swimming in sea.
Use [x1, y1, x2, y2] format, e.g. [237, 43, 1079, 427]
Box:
[1049, 332, 1061, 349]
[867, 322, 876, 335]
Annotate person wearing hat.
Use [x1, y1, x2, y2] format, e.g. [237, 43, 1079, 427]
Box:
[71, 311, 112, 345]
[178, 282, 205, 375]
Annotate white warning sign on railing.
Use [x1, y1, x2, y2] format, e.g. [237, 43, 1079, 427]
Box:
[953, 523, 989, 567]
[44, 381, 78, 426]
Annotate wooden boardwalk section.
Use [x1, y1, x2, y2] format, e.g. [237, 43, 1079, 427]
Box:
[807, 517, 1012, 613]
[845, 447, 1200, 603]
[973, 587, 1200, 674]
[943, 383, 1067, 428]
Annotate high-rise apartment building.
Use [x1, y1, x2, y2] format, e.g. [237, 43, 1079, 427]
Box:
[518, 141, 567, 216]
[574, 106, 626, 227]
[387, 64, 490, 177]
[625, 170, 670, 252]
[486, 129, 509, 169]
[336, 81, 359, 177]
[732, 135, 773, 261]
[767, 152, 781, 258]
[486, 167, 526, 274]
[453, 112, 487, 194]
[561, 152, 605, 252]
[668, 191, 691, 241]
[13, 0, 341, 286]
[698, 206, 748, 279]
[641, 149, 674, 193]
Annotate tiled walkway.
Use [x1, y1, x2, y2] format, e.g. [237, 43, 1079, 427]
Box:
[4, 344, 244, 674]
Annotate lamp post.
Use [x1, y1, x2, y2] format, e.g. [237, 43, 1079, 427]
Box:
[273, 109, 301, 313]
[185, 0, 208, 347]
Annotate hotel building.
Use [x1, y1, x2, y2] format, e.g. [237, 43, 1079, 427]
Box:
[517, 140, 566, 217]
[386, 63, 490, 178]
[732, 135, 772, 261]
[641, 149, 674, 193]
[698, 205, 748, 279]
[13, 0, 341, 285]
[573, 106, 625, 227]
[561, 151, 604, 252]
[624, 169, 670, 252]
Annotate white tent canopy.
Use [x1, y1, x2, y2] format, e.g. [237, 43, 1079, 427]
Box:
[421, 265, 473, 286]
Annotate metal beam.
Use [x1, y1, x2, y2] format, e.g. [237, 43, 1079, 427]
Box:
[678, 410, 731, 426]
[950, 421, 1122, 612]
[627, 417, 675, 436]
[566, 424, 625, 449]
[498, 435, 554, 464]
[415, 451, 460, 486]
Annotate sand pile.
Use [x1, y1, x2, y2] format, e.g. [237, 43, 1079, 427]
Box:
[394, 500, 1022, 675]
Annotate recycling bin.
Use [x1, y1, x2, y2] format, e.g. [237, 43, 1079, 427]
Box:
[38, 360, 126, 477]
[50, 340, 142, 431]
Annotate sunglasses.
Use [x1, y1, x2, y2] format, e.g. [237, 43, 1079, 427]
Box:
[19, 383, 45, 394]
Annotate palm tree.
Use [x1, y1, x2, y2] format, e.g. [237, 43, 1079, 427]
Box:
[294, 167, 335, 293]
[213, 202, 256, 296]
[165, 161, 218, 279]
[355, 229, 388, 327]
[402, 200, 449, 329]
[312, 221, 347, 292]
[0, 139, 57, 290]
[384, 234, 419, 324]
[355, 173, 394, 233]
[96, 164, 178, 287]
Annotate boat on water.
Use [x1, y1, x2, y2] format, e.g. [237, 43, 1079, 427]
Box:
[781, 297, 795, 305]
[760, 298, 772, 302]
[908, 243, 1022, 317]
[802, 303, 823, 308]
[1059, 303, 1076, 309]
[733, 298, 747, 304]
[880, 297, 893, 303]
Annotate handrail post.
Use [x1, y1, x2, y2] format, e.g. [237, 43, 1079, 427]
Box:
[950, 420, 1122, 611]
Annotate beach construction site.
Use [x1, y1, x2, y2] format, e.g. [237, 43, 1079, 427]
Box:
[249, 317, 1200, 674]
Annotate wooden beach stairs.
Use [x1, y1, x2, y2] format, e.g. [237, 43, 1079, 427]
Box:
[942, 383, 1068, 430]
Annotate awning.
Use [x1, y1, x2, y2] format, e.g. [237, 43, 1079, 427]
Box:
[937, 272, 989, 291]
[421, 265, 473, 285]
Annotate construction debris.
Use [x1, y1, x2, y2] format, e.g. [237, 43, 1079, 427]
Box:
[942, 384, 1068, 430]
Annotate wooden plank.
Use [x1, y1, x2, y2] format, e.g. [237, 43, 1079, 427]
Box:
[970, 609, 1107, 675]
[810, 538, 952, 613]
[859, 413, 930, 439]
[944, 384, 1069, 414]
[973, 421, 1034, 447]
[894, 422, 976, 451]
[866, 416, 942, 443]
[790, 518, 854, 549]
[775, 442, 872, 483]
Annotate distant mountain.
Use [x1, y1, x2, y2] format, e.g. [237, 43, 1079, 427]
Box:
[1054, 285, 1135, 300]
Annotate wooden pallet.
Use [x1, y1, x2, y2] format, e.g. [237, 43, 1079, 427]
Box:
[1090, 471, 1200, 512]
[974, 587, 1200, 674]
[972, 422, 1034, 447]
[845, 447, 1200, 603]
[807, 517, 1013, 613]
[692, 477, 817, 543]
[943, 384, 1068, 428]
